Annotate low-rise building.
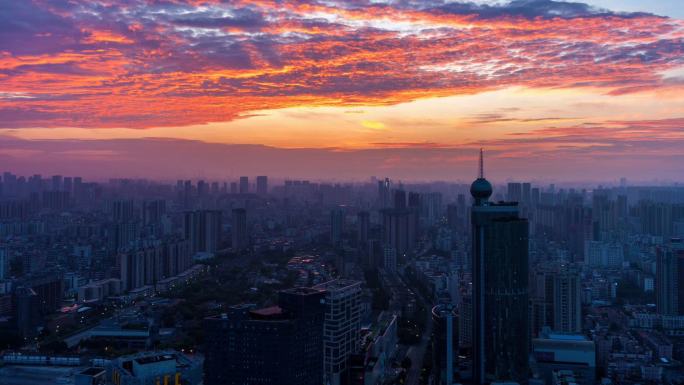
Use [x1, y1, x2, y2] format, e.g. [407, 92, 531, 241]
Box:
[108, 350, 202, 385]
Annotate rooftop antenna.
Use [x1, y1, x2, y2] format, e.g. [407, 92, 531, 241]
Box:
[479, 148, 484, 179]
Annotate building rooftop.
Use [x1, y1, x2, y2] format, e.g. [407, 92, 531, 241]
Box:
[280, 286, 325, 296]
[313, 279, 361, 291]
[79, 367, 106, 376]
[250, 306, 283, 317]
[547, 333, 587, 341]
[135, 354, 176, 365]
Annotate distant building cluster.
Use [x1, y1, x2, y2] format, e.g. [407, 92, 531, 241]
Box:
[1, 164, 684, 385]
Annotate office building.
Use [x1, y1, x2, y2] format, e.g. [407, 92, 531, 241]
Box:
[656, 238, 684, 315]
[203, 288, 326, 385]
[314, 280, 363, 385]
[471, 150, 530, 384]
[22, 272, 64, 315]
[532, 330, 596, 385]
[14, 286, 41, 337]
[231, 208, 248, 252]
[108, 350, 202, 385]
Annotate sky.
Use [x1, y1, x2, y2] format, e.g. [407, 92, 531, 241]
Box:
[0, 0, 683, 182]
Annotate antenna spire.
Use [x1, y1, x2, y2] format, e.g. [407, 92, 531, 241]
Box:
[479, 148, 484, 179]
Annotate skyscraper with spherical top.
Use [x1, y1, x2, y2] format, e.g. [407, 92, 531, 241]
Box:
[471, 149, 530, 384]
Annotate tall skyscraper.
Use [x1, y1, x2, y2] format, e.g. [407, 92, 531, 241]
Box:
[239, 176, 249, 194]
[313, 280, 362, 385]
[256, 175, 268, 195]
[656, 238, 684, 315]
[231, 208, 248, 252]
[471, 150, 530, 384]
[203, 288, 326, 385]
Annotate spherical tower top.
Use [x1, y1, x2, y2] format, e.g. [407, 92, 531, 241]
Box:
[470, 148, 492, 204]
[470, 177, 493, 200]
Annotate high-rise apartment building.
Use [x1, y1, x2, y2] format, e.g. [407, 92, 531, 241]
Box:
[313, 280, 363, 385]
[381, 190, 417, 258]
[183, 210, 222, 255]
[507, 182, 522, 202]
[112, 199, 135, 222]
[239, 176, 249, 194]
[553, 267, 582, 333]
[256, 175, 268, 195]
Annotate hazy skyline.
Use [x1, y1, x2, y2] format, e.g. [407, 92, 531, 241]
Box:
[1, 0, 683, 180]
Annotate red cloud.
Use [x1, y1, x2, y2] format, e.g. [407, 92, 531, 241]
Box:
[0, 0, 683, 128]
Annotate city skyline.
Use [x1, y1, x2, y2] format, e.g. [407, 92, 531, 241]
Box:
[1, 0, 684, 180]
[2, 3, 684, 384]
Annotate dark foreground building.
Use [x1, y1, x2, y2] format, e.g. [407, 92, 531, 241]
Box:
[203, 287, 326, 385]
[471, 150, 530, 384]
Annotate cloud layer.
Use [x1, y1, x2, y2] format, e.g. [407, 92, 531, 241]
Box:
[1, 0, 683, 128]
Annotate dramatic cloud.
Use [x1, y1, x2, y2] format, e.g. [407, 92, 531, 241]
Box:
[1, 0, 682, 128]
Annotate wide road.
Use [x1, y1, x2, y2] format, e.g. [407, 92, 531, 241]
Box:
[400, 258, 434, 385]
[405, 305, 433, 385]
